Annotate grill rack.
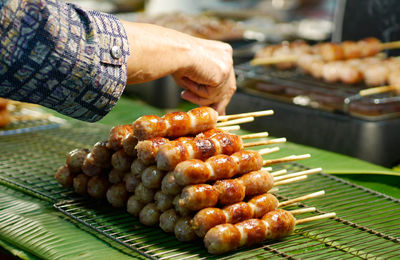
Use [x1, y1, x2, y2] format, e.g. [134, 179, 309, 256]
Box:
[235, 63, 400, 120]
[0, 123, 400, 259]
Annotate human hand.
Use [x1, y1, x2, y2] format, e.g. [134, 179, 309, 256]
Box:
[172, 38, 236, 115]
[121, 21, 236, 114]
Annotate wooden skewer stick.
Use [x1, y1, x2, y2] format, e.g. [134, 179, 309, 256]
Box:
[216, 117, 254, 127]
[273, 168, 322, 182]
[258, 147, 280, 156]
[359, 85, 399, 97]
[380, 40, 400, 50]
[296, 212, 336, 225]
[290, 207, 316, 215]
[243, 137, 286, 148]
[278, 190, 325, 207]
[219, 125, 241, 131]
[240, 132, 269, 139]
[268, 187, 279, 193]
[263, 154, 311, 166]
[270, 169, 287, 177]
[218, 110, 274, 121]
[274, 175, 307, 186]
[262, 167, 273, 172]
[250, 55, 297, 66]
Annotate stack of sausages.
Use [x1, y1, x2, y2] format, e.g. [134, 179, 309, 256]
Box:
[54, 107, 320, 254]
[254, 38, 400, 89]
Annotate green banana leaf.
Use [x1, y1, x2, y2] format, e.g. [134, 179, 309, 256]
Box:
[0, 185, 144, 260]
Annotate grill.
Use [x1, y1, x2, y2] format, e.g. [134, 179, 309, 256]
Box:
[235, 62, 400, 120]
[1, 122, 399, 259]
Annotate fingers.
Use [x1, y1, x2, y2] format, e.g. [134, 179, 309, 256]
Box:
[180, 69, 237, 115]
[210, 70, 237, 115]
[180, 90, 213, 106]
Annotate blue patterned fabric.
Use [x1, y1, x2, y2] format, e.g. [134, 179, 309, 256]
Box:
[0, 0, 129, 122]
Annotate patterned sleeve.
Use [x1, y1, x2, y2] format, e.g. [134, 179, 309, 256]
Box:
[0, 0, 130, 122]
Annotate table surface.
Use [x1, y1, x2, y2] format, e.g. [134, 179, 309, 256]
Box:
[1, 96, 399, 259]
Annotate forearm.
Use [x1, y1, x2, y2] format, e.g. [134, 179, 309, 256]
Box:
[0, 0, 129, 122]
[121, 21, 195, 85]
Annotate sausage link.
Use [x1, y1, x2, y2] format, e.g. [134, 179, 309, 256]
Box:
[91, 141, 112, 168]
[123, 172, 141, 192]
[239, 170, 274, 196]
[154, 191, 174, 212]
[73, 173, 89, 195]
[66, 148, 90, 174]
[111, 150, 133, 172]
[82, 153, 103, 176]
[214, 179, 245, 205]
[136, 137, 169, 165]
[231, 150, 263, 175]
[139, 203, 160, 226]
[55, 165, 74, 187]
[161, 172, 182, 195]
[133, 107, 218, 140]
[204, 209, 296, 254]
[192, 193, 278, 237]
[179, 170, 274, 210]
[174, 216, 197, 242]
[108, 169, 126, 184]
[179, 184, 219, 211]
[87, 175, 109, 199]
[159, 209, 179, 233]
[106, 183, 129, 208]
[134, 183, 155, 204]
[133, 115, 168, 140]
[141, 165, 166, 189]
[127, 195, 145, 216]
[122, 133, 138, 157]
[108, 124, 133, 151]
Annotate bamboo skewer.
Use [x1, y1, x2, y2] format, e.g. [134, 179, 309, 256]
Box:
[216, 116, 254, 127]
[359, 85, 399, 96]
[278, 190, 325, 207]
[263, 154, 311, 166]
[250, 55, 297, 66]
[273, 168, 322, 182]
[273, 175, 307, 186]
[243, 137, 286, 148]
[218, 125, 241, 131]
[218, 110, 274, 121]
[268, 187, 279, 193]
[296, 212, 336, 224]
[240, 132, 269, 139]
[262, 167, 273, 172]
[257, 147, 280, 156]
[270, 169, 287, 177]
[290, 207, 317, 215]
[380, 40, 400, 50]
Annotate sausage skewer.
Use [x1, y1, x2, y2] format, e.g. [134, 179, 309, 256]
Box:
[178, 168, 316, 211]
[191, 190, 325, 237]
[174, 150, 307, 186]
[164, 206, 317, 242]
[160, 150, 297, 196]
[156, 132, 283, 171]
[133, 106, 273, 140]
[136, 130, 270, 166]
[204, 209, 336, 254]
[251, 38, 400, 66]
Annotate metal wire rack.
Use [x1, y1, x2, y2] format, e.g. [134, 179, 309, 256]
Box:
[235, 63, 400, 120]
[0, 123, 110, 201]
[1, 123, 400, 259]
